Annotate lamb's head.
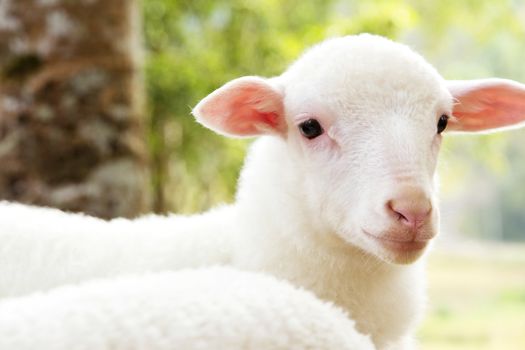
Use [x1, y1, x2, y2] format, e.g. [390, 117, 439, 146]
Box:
[193, 34, 525, 265]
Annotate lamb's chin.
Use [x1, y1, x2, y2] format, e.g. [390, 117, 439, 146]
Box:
[367, 236, 430, 265]
[379, 245, 428, 265]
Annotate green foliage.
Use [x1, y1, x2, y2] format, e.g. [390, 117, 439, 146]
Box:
[142, 0, 525, 242]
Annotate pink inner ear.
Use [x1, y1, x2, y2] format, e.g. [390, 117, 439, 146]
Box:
[194, 77, 285, 137]
[224, 86, 283, 135]
[448, 79, 525, 132]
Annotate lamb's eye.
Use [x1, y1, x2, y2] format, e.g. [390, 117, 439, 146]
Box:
[437, 114, 449, 134]
[299, 119, 323, 139]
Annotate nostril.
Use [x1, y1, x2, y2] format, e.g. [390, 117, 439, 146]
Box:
[386, 198, 432, 228]
[391, 205, 409, 222]
[387, 201, 408, 222]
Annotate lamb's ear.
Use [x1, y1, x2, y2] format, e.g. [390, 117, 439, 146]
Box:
[447, 78, 525, 132]
[192, 76, 285, 137]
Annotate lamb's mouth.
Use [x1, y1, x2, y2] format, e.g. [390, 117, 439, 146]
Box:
[363, 230, 430, 253]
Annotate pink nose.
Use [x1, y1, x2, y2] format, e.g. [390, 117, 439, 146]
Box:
[387, 190, 432, 229]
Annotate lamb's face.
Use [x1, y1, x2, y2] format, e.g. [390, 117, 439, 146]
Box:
[280, 36, 452, 264]
[193, 34, 525, 265]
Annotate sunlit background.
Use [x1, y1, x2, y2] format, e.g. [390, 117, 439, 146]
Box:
[0, 0, 523, 348]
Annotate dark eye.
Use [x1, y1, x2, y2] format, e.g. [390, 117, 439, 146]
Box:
[437, 114, 449, 134]
[298, 119, 324, 139]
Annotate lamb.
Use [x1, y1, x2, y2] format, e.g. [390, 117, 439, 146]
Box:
[0, 267, 374, 350]
[1, 33, 524, 349]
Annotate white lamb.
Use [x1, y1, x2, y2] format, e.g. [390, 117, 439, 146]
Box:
[1, 34, 525, 349]
[0, 267, 374, 350]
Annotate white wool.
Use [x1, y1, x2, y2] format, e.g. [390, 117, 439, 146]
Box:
[1, 33, 524, 349]
[0, 268, 374, 350]
[0, 202, 235, 296]
[0, 267, 374, 350]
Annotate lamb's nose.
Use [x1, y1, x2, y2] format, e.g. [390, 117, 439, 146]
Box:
[386, 189, 432, 229]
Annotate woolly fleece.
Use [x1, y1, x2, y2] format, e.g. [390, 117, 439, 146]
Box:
[0, 267, 374, 350]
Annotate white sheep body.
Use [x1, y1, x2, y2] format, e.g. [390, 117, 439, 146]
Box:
[0, 267, 375, 350]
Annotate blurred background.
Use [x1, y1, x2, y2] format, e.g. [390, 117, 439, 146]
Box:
[0, 0, 523, 348]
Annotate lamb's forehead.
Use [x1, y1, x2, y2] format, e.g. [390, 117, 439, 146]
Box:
[280, 35, 450, 116]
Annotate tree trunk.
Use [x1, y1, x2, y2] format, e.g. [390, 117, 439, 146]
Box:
[0, 0, 149, 219]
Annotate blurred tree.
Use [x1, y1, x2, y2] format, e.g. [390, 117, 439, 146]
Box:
[0, 0, 149, 219]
